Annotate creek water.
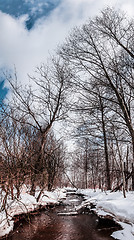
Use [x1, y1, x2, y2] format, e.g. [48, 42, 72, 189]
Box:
[7, 191, 117, 240]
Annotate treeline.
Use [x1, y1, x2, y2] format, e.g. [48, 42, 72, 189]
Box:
[59, 7, 134, 194]
[0, 7, 134, 201]
[0, 59, 71, 208]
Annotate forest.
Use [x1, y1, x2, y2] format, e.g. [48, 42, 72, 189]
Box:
[0, 6, 134, 214]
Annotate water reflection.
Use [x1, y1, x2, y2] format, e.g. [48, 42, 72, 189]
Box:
[7, 194, 114, 240]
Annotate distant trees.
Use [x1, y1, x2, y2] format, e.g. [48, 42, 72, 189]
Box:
[69, 138, 104, 190]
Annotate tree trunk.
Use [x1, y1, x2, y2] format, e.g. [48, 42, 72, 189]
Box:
[125, 146, 129, 190]
[100, 96, 111, 190]
[122, 162, 126, 198]
[132, 163, 134, 191]
[85, 144, 88, 189]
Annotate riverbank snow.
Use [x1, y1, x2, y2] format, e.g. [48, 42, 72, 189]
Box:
[0, 186, 66, 238]
[1, 187, 134, 239]
[76, 189, 134, 239]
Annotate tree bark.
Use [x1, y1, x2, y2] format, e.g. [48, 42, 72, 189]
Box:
[99, 96, 111, 190]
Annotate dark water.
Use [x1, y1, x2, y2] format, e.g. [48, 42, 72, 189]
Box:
[7, 193, 116, 240]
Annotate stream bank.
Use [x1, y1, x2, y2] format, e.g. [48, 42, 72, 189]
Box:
[76, 189, 134, 239]
[2, 189, 121, 240]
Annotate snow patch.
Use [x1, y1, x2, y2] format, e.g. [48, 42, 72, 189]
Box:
[0, 187, 66, 238]
[77, 189, 134, 239]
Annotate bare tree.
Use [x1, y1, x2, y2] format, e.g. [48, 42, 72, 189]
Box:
[59, 7, 134, 190]
[3, 57, 72, 195]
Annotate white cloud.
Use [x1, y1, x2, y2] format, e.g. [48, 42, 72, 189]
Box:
[0, 0, 133, 86]
[121, 3, 134, 17]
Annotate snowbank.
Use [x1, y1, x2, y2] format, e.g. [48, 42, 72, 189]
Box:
[0, 187, 66, 238]
[76, 189, 134, 239]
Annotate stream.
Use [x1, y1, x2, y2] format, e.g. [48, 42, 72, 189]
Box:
[6, 190, 119, 240]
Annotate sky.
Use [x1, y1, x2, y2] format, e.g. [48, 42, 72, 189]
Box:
[0, 0, 134, 101]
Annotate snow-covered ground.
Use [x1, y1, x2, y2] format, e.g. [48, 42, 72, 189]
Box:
[0, 186, 66, 238]
[1, 186, 134, 239]
[76, 189, 134, 240]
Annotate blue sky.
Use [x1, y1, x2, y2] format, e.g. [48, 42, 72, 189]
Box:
[0, 0, 60, 100]
[0, 0, 134, 102]
[0, 80, 8, 102]
[0, 0, 61, 29]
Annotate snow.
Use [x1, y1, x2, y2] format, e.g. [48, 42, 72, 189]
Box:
[1, 186, 134, 239]
[69, 199, 79, 202]
[58, 211, 78, 216]
[76, 189, 134, 239]
[112, 222, 134, 240]
[0, 186, 66, 238]
[37, 188, 66, 205]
